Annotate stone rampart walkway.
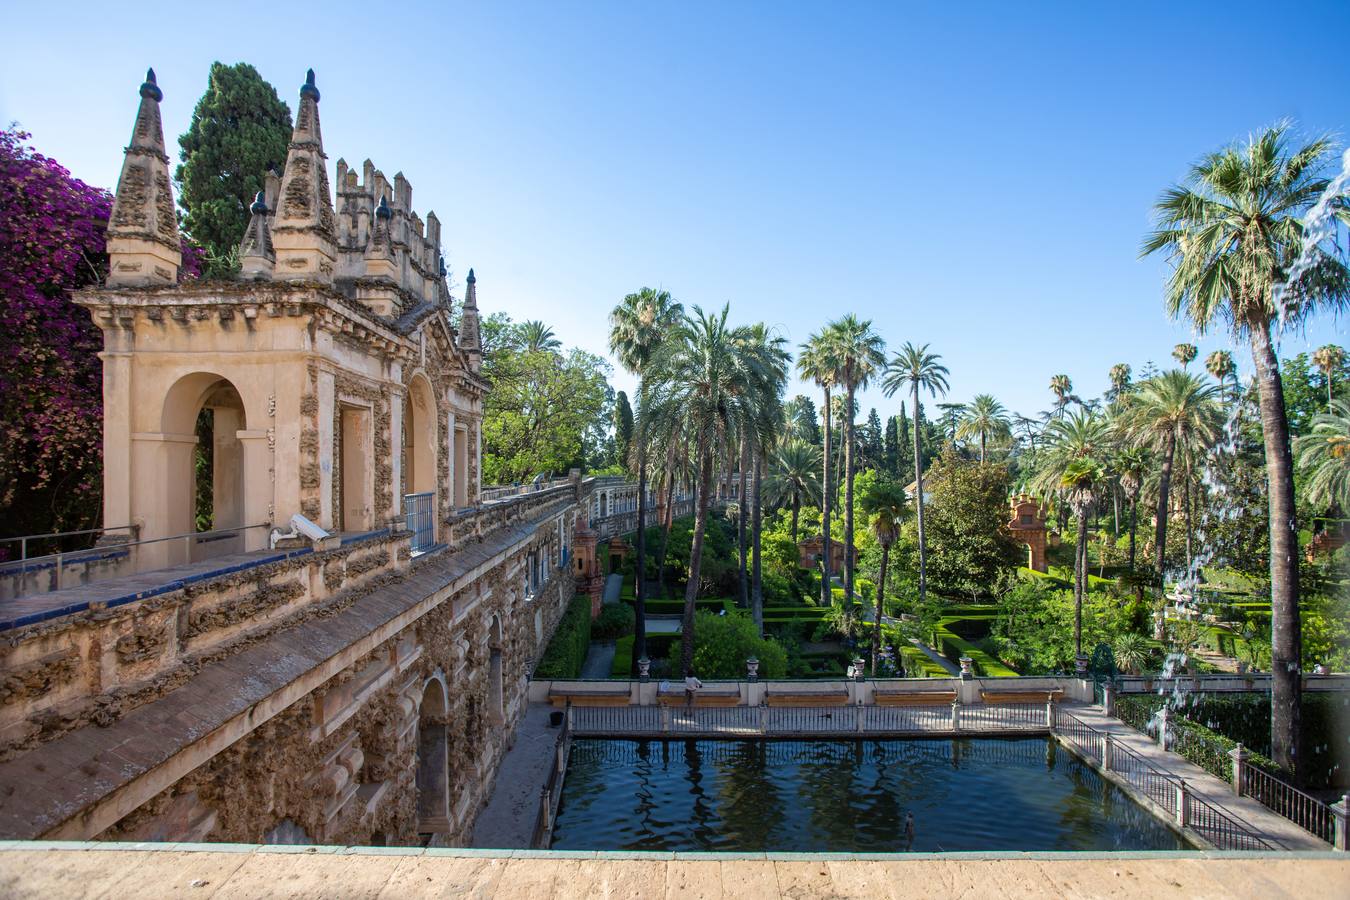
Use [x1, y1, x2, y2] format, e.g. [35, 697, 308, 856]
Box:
[469, 705, 561, 848]
[0, 844, 1344, 898]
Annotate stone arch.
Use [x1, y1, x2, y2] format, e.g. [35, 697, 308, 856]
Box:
[148, 372, 253, 564]
[487, 615, 505, 725]
[402, 372, 438, 547]
[415, 673, 450, 835]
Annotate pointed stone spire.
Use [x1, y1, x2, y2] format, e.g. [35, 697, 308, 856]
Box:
[239, 192, 275, 280]
[106, 68, 181, 286]
[460, 268, 481, 369]
[363, 195, 397, 279]
[272, 69, 337, 281]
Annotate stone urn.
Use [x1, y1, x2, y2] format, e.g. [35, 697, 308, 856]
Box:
[958, 656, 974, 680]
[637, 656, 651, 682]
[746, 656, 759, 682]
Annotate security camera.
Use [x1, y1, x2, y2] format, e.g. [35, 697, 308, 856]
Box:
[290, 513, 329, 542]
[270, 513, 331, 548]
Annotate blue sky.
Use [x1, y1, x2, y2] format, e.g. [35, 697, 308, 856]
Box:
[3, 1, 1347, 419]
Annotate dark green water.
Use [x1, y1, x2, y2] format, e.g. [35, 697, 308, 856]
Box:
[551, 737, 1186, 852]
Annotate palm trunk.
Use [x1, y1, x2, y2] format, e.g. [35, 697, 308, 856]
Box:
[1127, 495, 1138, 573]
[752, 448, 763, 633]
[634, 438, 648, 665]
[1249, 320, 1302, 776]
[1183, 456, 1193, 570]
[1074, 507, 1088, 659]
[979, 433, 986, 463]
[913, 387, 928, 608]
[820, 386, 833, 606]
[844, 386, 857, 611]
[871, 544, 890, 676]
[659, 469, 677, 599]
[790, 493, 800, 545]
[737, 437, 748, 610]
[680, 433, 714, 676]
[1152, 433, 1175, 641]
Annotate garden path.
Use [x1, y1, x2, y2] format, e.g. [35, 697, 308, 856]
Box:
[908, 638, 960, 676]
[580, 641, 616, 679]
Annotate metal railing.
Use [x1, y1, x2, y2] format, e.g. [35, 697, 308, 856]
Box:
[481, 477, 572, 504]
[0, 525, 138, 568]
[1241, 761, 1335, 844]
[568, 702, 1050, 739]
[403, 492, 435, 555]
[1053, 708, 1272, 850]
[1114, 696, 1336, 845]
[531, 708, 573, 848]
[1, 523, 267, 596]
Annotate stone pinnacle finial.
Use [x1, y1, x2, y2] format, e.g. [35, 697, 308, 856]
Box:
[376, 195, 392, 220]
[272, 68, 336, 281]
[438, 255, 447, 278]
[301, 68, 320, 102]
[239, 191, 275, 280]
[106, 66, 180, 286]
[140, 68, 162, 101]
[250, 191, 268, 215]
[466, 268, 476, 285]
[460, 266, 481, 366]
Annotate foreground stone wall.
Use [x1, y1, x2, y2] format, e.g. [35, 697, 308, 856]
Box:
[0, 484, 599, 846]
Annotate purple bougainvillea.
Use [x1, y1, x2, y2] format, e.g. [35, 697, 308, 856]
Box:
[0, 129, 201, 541]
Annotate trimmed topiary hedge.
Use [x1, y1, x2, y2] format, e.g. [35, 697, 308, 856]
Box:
[611, 635, 634, 677]
[593, 602, 635, 639]
[534, 595, 592, 679]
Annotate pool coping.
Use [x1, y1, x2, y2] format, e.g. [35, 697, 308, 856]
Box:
[0, 841, 1342, 859]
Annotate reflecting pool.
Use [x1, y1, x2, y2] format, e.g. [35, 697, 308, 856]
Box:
[551, 737, 1186, 852]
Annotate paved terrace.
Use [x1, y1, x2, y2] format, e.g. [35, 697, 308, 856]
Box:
[0, 844, 1345, 898]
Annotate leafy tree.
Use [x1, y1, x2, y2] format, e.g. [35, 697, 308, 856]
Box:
[481, 333, 611, 483]
[176, 62, 291, 275]
[613, 390, 634, 470]
[0, 130, 111, 540]
[883, 414, 901, 477]
[669, 610, 787, 678]
[860, 408, 884, 470]
[995, 580, 1134, 674]
[1143, 124, 1350, 775]
[764, 438, 821, 543]
[916, 448, 1021, 599]
[882, 343, 950, 607]
[783, 394, 821, 444]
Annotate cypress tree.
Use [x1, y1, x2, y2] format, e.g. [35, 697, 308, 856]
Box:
[613, 390, 634, 470]
[177, 62, 292, 274]
[883, 414, 900, 477]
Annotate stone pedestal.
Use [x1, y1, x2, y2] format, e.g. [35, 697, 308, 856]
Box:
[1228, 743, 1250, 795]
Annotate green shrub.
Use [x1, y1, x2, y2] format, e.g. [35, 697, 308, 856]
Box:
[666, 610, 788, 678]
[611, 635, 634, 677]
[898, 644, 949, 678]
[593, 602, 635, 639]
[534, 595, 592, 679]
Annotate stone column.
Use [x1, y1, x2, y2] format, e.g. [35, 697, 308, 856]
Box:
[1101, 681, 1116, 717]
[237, 430, 273, 551]
[1100, 733, 1114, 772]
[1174, 780, 1191, 828]
[1330, 795, 1348, 851]
[1227, 743, 1249, 796]
[951, 699, 962, 732]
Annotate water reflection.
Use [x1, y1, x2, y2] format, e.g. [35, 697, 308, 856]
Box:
[551, 737, 1185, 852]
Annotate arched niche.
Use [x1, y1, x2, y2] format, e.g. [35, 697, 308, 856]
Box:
[415, 675, 451, 835]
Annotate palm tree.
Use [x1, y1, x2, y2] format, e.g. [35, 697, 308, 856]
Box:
[1061, 457, 1105, 663]
[1108, 364, 1132, 402]
[1172, 343, 1198, 369]
[610, 288, 683, 664]
[645, 305, 765, 674]
[882, 343, 950, 609]
[1030, 409, 1112, 497]
[739, 323, 791, 629]
[1205, 350, 1237, 406]
[1049, 374, 1074, 417]
[825, 315, 886, 613]
[520, 319, 562, 353]
[1117, 371, 1221, 634]
[955, 394, 1011, 462]
[1142, 125, 1350, 774]
[1312, 344, 1345, 410]
[1114, 444, 1149, 573]
[765, 439, 822, 543]
[797, 332, 842, 605]
[861, 479, 907, 675]
[1295, 400, 1350, 512]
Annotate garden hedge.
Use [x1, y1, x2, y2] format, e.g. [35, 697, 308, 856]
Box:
[610, 635, 634, 677]
[533, 595, 592, 679]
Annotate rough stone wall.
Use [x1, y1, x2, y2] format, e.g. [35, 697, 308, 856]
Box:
[93, 522, 577, 847]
